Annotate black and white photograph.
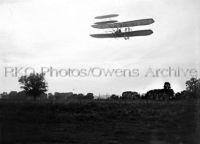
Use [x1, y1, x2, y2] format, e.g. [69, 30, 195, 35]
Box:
[0, 0, 200, 143]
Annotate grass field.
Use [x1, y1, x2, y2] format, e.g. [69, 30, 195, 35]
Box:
[0, 100, 199, 144]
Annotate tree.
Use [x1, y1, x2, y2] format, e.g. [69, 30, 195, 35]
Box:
[121, 91, 140, 100]
[110, 94, 119, 100]
[164, 89, 174, 100]
[163, 82, 174, 100]
[144, 82, 174, 100]
[85, 93, 94, 100]
[186, 78, 200, 98]
[18, 73, 48, 100]
[164, 82, 171, 90]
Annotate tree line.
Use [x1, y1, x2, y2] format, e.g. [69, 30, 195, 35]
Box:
[1, 73, 200, 101]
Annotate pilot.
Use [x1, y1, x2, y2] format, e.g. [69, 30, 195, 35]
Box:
[116, 29, 122, 35]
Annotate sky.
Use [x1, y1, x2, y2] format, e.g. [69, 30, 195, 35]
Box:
[0, 0, 200, 95]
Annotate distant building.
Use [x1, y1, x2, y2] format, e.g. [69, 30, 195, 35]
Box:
[48, 93, 55, 101]
[39, 93, 48, 100]
[54, 92, 73, 101]
[8, 91, 18, 99]
[1, 92, 8, 99]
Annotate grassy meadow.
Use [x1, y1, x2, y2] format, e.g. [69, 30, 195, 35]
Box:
[0, 99, 199, 144]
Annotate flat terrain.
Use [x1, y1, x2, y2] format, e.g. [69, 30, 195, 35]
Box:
[0, 100, 199, 144]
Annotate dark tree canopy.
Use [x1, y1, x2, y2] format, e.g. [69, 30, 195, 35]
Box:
[85, 93, 94, 100]
[144, 82, 174, 100]
[18, 73, 48, 99]
[110, 94, 119, 100]
[186, 77, 200, 98]
[121, 91, 140, 100]
[164, 82, 171, 90]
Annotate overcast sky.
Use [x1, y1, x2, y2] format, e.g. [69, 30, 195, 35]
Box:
[0, 0, 200, 95]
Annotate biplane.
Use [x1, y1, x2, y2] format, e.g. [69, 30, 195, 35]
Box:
[90, 14, 154, 40]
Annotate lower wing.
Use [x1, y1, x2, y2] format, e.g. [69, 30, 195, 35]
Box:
[90, 30, 153, 38]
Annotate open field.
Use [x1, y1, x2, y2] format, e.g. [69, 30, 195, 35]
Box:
[0, 100, 199, 144]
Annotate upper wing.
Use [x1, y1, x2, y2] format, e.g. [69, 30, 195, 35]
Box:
[92, 18, 154, 29]
[90, 30, 153, 38]
[94, 20, 118, 25]
[95, 14, 119, 19]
